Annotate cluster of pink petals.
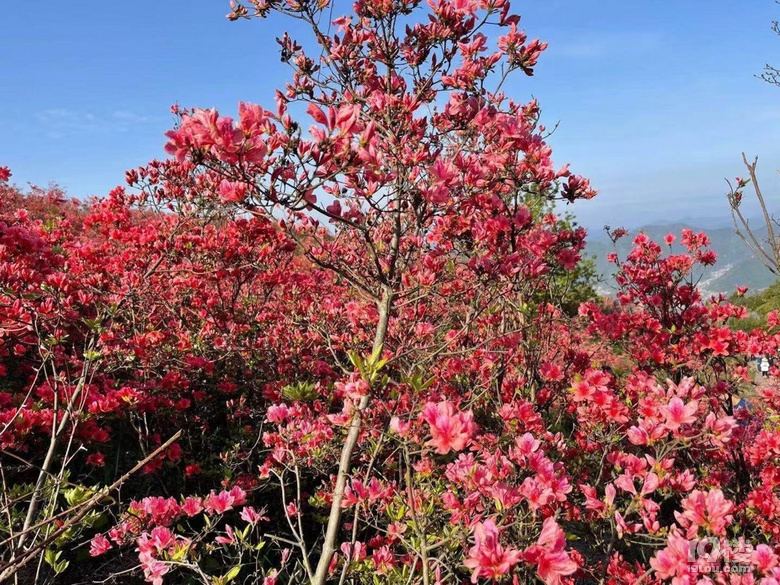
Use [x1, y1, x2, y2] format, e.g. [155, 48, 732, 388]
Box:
[164, 102, 271, 166]
[464, 519, 522, 582]
[521, 517, 578, 585]
[421, 400, 476, 454]
[204, 486, 247, 515]
[675, 489, 734, 537]
[136, 526, 191, 585]
[662, 397, 699, 431]
[649, 531, 694, 581]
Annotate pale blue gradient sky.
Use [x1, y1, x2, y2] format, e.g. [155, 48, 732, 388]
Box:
[2, 1, 780, 229]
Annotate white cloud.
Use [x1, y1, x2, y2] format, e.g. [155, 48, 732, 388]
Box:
[112, 110, 152, 123]
[34, 108, 156, 137]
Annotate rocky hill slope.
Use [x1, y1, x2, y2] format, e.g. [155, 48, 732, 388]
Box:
[585, 222, 776, 296]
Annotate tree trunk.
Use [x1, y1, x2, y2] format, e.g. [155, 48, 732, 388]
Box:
[311, 287, 393, 585]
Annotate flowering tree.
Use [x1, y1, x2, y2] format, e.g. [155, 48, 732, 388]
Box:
[150, 0, 594, 582]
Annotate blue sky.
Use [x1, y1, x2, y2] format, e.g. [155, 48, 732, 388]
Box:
[2, 1, 780, 230]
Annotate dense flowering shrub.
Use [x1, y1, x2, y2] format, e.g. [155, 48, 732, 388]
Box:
[3, 0, 780, 584]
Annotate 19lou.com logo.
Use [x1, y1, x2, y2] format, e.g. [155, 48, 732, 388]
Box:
[687, 537, 755, 574]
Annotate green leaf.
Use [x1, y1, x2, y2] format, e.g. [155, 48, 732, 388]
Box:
[368, 344, 383, 367]
[62, 485, 94, 507]
[44, 549, 60, 567]
[83, 318, 103, 332]
[224, 565, 241, 582]
[281, 381, 318, 402]
[54, 527, 76, 547]
[170, 543, 189, 562]
[348, 350, 364, 375]
[84, 349, 102, 361]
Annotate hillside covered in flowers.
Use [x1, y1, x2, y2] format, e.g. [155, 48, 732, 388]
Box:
[3, 0, 780, 583]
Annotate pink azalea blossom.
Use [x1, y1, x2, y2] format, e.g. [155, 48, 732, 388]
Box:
[675, 489, 734, 536]
[215, 524, 237, 545]
[371, 546, 397, 575]
[89, 533, 112, 557]
[662, 397, 698, 430]
[753, 544, 779, 573]
[240, 506, 270, 526]
[649, 531, 692, 580]
[521, 517, 578, 585]
[204, 486, 245, 515]
[181, 496, 203, 516]
[218, 179, 248, 203]
[389, 416, 411, 436]
[464, 519, 522, 583]
[148, 526, 175, 552]
[421, 400, 476, 454]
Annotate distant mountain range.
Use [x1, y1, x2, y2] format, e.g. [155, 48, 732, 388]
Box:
[584, 221, 778, 297]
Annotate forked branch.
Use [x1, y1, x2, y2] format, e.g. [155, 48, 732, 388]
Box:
[726, 153, 780, 275]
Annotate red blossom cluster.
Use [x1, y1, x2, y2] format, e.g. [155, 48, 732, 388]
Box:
[4, 0, 780, 583]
